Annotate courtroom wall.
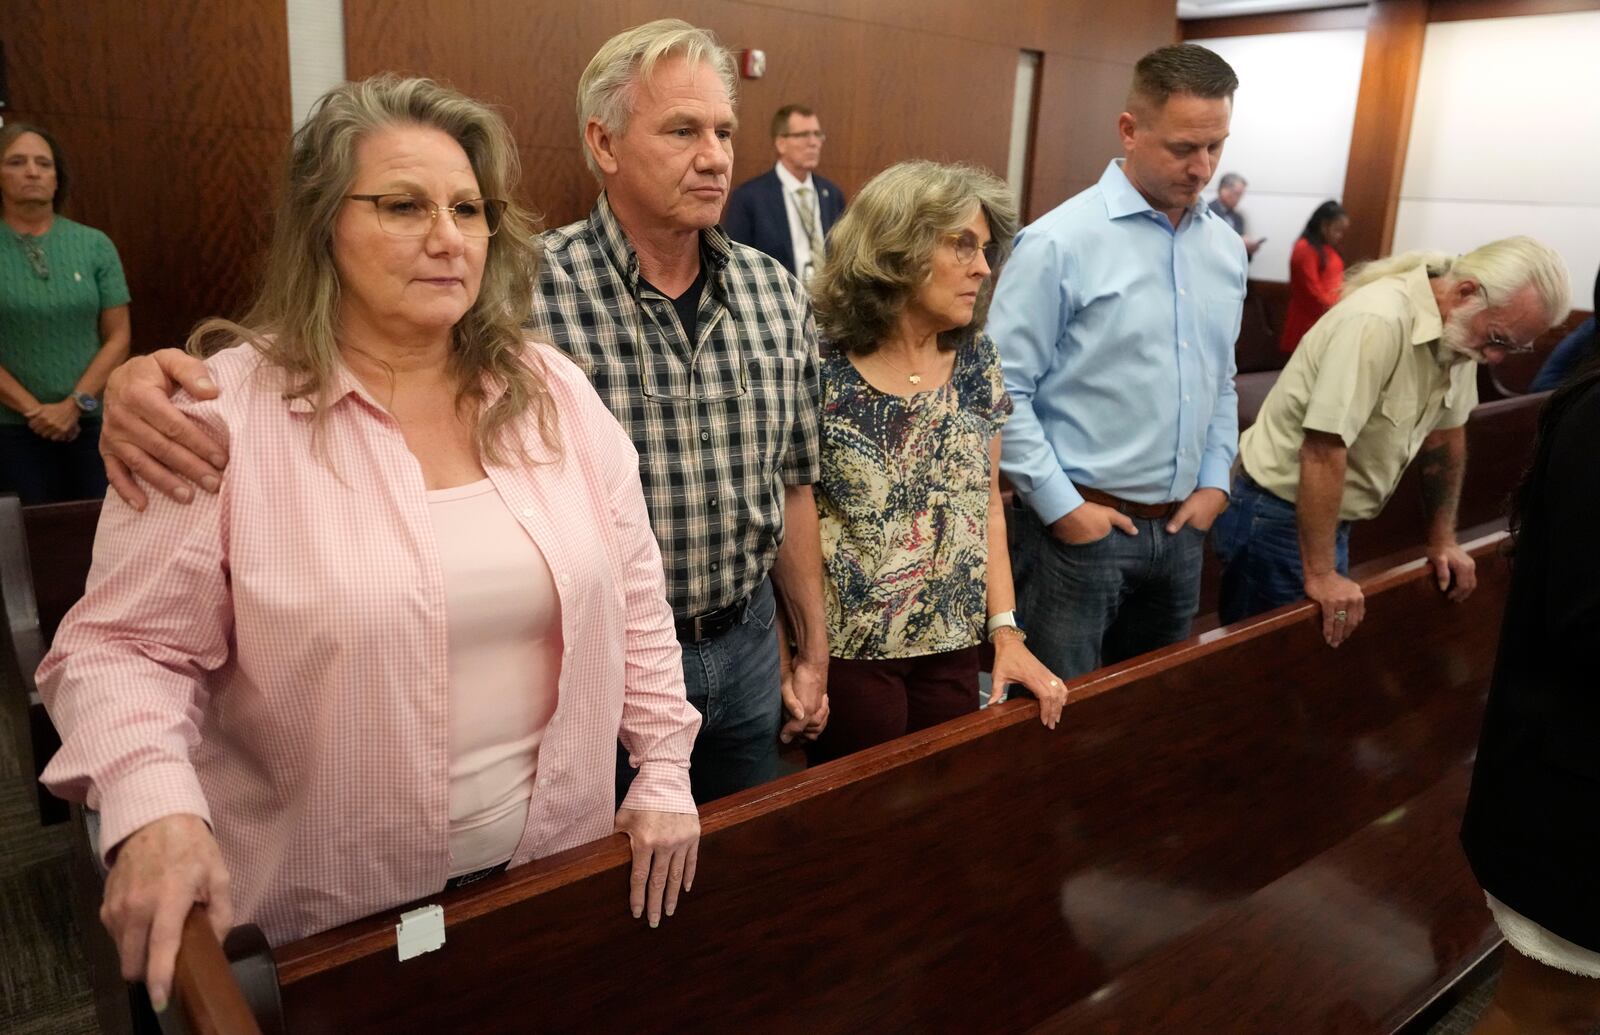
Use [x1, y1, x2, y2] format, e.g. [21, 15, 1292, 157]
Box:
[1194, 30, 1368, 284]
[3, 1, 291, 353]
[341, 0, 1177, 228]
[1392, 10, 1600, 302]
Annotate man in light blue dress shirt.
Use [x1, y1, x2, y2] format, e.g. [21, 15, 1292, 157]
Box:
[991, 44, 1248, 679]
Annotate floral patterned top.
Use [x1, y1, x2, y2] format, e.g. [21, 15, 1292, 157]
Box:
[818, 333, 1013, 660]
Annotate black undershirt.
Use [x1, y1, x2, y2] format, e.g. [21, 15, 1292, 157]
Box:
[640, 263, 708, 343]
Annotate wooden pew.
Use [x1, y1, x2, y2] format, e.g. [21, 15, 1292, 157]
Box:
[170, 534, 1509, 1034]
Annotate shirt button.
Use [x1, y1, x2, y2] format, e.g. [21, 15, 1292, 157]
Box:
[539, 776, 551, 788]
[710, 561, 720, 572]
[709, 497, 718, 509]
[700, 430, 710, 442]
[521, 506, 534, 518]
[1180, 341, 1190, 349]
[559, 573, 573, 588]
[1179, 288, 1187, 297]
[1184, 394, 1191, 402]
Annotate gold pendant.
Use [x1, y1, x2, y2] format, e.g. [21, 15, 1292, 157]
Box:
[908, 373, 922, 385]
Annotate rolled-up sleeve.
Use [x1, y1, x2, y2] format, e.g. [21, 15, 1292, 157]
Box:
[37, 395, 234, 861]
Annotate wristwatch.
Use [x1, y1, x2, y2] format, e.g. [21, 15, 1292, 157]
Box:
[986, 610, 1024, 642]
[72, 392, 100, 415]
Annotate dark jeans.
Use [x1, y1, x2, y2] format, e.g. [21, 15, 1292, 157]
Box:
[1012, 502, 1206, 679]
[1212, 472, 1349, 625]
[0, 421, 109, 505]
[806, 645, 981, 765]
[617, 578, 783, 807]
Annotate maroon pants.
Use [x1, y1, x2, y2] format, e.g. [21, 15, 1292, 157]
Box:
[808, 646, 981, 764]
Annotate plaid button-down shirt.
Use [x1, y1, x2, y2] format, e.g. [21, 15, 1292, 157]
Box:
[532, 194, 822, 618]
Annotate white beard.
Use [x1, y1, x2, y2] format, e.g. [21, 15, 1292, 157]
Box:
[1439, 298, 1489, 364]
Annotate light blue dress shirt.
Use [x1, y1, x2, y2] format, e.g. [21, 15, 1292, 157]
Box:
[992, 159, 1247, 525]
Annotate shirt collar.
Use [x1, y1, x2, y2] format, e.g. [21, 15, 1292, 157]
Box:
[1099, 159, 1207, 224]
[1398, 263, 1453, 362]
[774, 162, 813, 193]
[587, 191, 733, 292]
[284, 349, 513, 415]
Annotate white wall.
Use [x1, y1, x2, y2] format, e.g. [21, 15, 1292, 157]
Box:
[1394, 11, 1600, 308]
[1196, 30, 1367, 282]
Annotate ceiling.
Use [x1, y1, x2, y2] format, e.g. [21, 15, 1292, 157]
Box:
[1178, 0, 1367, 18]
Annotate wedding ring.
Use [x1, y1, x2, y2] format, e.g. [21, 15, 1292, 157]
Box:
[1048, 679, 1060, 687]
[1334, 610, 1348, 622]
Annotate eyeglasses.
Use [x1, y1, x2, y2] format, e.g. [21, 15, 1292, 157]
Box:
[11, 232, 48, 280]
[345, 193, 506, 238]
[1483, 331, 1534, 356]
[1476, 286, 1535, 355]
[778, 131, 826, 141]
[944, 231, 1000, 269]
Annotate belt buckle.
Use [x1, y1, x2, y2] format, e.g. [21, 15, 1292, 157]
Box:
[692, 614, 706, 642]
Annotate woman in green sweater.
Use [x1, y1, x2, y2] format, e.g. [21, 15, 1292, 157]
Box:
[0, 123, 131, 503]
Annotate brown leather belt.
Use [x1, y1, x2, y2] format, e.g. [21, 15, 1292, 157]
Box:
[1074, 484, 1180, 521]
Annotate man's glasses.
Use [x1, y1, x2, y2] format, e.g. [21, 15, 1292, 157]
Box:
[1477, 286, 1535, 355]
[944, 231, 999, 269]
[778, 131, 827, 141]
[12, 233, 48, 279]
[345, 194, 506, 238]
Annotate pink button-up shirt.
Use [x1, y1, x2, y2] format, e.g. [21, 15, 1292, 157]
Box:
[38, 341, 700, 945]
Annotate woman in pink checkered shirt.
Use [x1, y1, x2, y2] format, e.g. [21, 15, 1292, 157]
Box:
[37, 75, 702, 1011]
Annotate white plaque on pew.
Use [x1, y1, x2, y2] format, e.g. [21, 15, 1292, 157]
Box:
[396, 904, 445, 961]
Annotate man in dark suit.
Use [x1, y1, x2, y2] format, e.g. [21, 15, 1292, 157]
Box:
[723, 104, 846, 282]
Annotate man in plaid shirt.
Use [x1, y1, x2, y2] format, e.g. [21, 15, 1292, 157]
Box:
[536, 20, 830, 801]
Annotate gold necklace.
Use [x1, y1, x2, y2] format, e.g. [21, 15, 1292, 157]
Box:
[876, 348, 934, 385]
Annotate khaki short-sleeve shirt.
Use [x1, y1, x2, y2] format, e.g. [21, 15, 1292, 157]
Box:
[1239, 265, 1478, 521]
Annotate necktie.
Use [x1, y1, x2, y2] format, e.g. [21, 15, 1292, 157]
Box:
[794, 186, 824, 258]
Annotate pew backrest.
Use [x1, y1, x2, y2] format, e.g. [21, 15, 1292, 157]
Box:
[236, 534, 1510, 1035]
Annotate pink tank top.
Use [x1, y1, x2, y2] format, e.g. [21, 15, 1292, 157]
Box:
[427, 478, 562, 876]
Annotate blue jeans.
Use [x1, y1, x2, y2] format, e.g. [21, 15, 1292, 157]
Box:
[617, 578, 783, 806]
[1012, 503, 1206, 680]
[0, 422, 109, 505]
[1212, 473, 1349, 625]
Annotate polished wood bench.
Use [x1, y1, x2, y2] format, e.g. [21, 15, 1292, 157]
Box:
[164, 533, 1509, 1034]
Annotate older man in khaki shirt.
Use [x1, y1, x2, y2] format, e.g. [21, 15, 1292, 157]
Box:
[1212, 236, 1570, 645]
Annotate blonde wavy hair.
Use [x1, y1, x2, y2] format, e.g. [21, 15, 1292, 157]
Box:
[576, 19, 738, 183]
[1342, 236, 1571, 325]
[811, 161, 1019, 355]
[188, 74, 554, 463]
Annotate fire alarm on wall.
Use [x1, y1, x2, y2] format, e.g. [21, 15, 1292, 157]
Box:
[740, 49, 766, 79]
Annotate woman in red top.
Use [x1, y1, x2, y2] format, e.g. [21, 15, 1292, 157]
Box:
[1280, 201, 1350, 354]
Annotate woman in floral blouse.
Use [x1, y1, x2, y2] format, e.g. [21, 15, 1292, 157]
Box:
[804, 160, 1066, 763]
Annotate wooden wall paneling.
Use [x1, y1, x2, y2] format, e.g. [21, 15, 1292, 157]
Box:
[344, 0, 1178, 235]
[1180, 5, 1373, 40]
[1339, 0, 1428, 265]
[1026, 55, 1131, 220]
[1027, 0, 1181, 63]
[7, 1, 291, 355]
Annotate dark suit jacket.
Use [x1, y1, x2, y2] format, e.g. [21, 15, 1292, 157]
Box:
[1460, 376, 1600, 949]
[722, 167, 846, 276]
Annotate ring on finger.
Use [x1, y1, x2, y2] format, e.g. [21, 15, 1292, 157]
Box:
[1333, 609, 1348, 622]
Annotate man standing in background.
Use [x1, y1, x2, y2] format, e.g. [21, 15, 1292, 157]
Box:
[723, 104, 846, 284]
[1210, 171, 1262, 258]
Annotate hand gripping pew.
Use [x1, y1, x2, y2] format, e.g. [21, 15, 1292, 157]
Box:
[167, 533, 1511, 1034]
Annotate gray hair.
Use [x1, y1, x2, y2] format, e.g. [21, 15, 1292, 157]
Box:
[1342, 236, 1571, 325]
[811, 160, 1019, 355]
[1218, 172, 1246, 191]
[576, 19, 738, 182]
[188, 74, 555, 464]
